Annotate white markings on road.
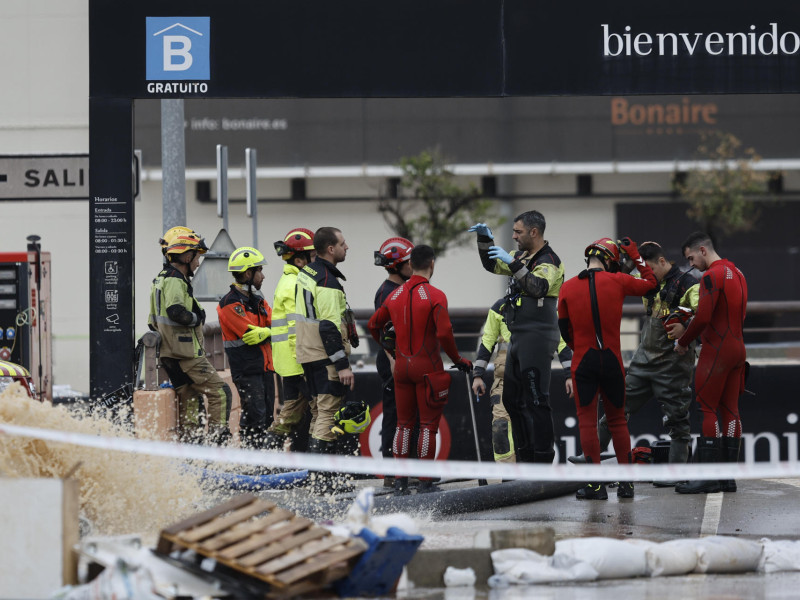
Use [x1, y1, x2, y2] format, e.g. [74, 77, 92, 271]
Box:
[700, 492, 724, 536]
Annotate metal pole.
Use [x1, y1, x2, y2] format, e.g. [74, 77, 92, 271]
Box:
[246, 148, 258, 248]
[463, 371, 488, 486]
[161, 100, 186, 231]
[216, 144, 229, 231]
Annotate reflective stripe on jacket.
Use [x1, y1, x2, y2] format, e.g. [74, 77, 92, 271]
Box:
[217, 284, 273, 377]
[147, 264, 204, 359]
[474, 298, 511, 376]
[294, 257, 351, 370]
[272, 264, 304, 377]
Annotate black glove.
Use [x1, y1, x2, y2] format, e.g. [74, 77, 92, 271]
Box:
[193, 308, 206, 325]
[344, 308, 359, 348]
[618, 237, 640, 258]
[452, 358, 473, 373]
[381, 322, 396, 358]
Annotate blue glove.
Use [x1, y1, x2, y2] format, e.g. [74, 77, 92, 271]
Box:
[488, 246, 514, 265]
[467, 223, 493, 239]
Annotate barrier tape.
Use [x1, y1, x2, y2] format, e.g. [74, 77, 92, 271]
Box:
[1, 423, 799, 482]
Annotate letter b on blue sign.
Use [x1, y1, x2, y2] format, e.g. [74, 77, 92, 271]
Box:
[146, 17, 210, 80]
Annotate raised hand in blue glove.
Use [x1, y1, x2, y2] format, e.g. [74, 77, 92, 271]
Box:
[488, 246, 514, 265]
[467, 223, 494, 239]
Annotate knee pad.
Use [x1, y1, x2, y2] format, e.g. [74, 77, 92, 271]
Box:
[492, 419, 512, 456]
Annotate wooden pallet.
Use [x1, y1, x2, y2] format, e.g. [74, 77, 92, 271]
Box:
[156, 494, 367, 597]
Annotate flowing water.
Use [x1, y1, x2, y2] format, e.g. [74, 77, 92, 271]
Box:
[0, 383, 214, 539]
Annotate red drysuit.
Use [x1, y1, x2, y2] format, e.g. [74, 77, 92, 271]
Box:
[677, 259, 748, 438]
[558, 264, 657, 465]
[368, 275, 467, 466]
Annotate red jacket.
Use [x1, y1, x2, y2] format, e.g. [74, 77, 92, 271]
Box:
[368, 275, 461, 366]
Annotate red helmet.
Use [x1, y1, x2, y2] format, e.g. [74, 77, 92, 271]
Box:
[274, 228, 314, 260]
[374, 237, 414, 269]
[585, 238, 620, 264]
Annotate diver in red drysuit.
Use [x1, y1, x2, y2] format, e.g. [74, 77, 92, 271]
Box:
[368, 245, 471, 495]
[557, 237, 656, 500]
[674, 231, 748, 495]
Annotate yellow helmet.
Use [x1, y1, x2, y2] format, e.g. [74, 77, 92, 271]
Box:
[228, 247, 266, 273]
[160, 227, 208, 257]
[331, 400, 371, 435]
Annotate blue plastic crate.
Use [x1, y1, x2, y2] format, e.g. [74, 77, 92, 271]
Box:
[335, 526, 424, 597]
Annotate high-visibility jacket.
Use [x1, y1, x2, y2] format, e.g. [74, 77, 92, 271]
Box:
[473, 298, 511, 377]
[148, 264, 205, 359]
[272, 264, 304, 377]
[217, 284, 273, 377]
[294, 257, 351, 369]
[474, 297, 573, 378]
[477, 237, 564, 335]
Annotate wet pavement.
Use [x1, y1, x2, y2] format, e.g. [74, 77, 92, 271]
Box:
[324, 477, 800, 599]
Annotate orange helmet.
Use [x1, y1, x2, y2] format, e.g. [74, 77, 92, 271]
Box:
[374, 237, 414, 269]
[274, 228, 314, 260]
[160, 227, 208, 257]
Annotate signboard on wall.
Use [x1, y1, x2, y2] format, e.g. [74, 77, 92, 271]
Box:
[89, 0, 799, 398]
[134, 96, 800, 167]
[0, 155, 88, 200]
[92, 0, 800, 100]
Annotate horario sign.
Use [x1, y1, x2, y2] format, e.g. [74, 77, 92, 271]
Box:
[89, 0, 799, 397]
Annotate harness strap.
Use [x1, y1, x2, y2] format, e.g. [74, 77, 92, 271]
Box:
[588, 270, 604, 349]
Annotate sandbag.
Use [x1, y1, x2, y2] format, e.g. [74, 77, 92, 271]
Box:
[58, 559, 161, 600]
[759, 538, 800, 573]
[555, 537, 647, 579]
[443, 566, 476, 587]
[694, 536, 762, 573]
[645, 539, 700, 576]
[489, 548, 598, 586]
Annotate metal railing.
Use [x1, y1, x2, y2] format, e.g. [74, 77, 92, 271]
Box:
[133, 301, 799, 391]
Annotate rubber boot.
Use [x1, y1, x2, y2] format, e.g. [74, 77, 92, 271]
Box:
[417, 480, 438, 494]
[336, 433, 360, 457]
[393, 477, 410, 496]
[617, 482, 635, 498]
[532, 450, 556, 463]
[306, 438, 352, 494]
[653, 440, 690, 488]
[576, 483, 608, 500]
[675, 437, 723, 494]
[721, 437, 741, 493]
[208, 427, 232, 447]
[575, 456, 608, 500]
[383, 476, 395, 489]
[262, 430, 286, 451]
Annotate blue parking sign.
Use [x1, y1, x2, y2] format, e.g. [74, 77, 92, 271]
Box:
[146, 17, 210, 81]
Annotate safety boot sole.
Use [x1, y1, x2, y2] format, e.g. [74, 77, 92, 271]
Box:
[576, 483, 608, 500]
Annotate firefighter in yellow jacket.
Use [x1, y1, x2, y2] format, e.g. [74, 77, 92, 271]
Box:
[148, 227, 232, 445]
[263, 228, 316, 450]
[294, 227, 364, 458]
